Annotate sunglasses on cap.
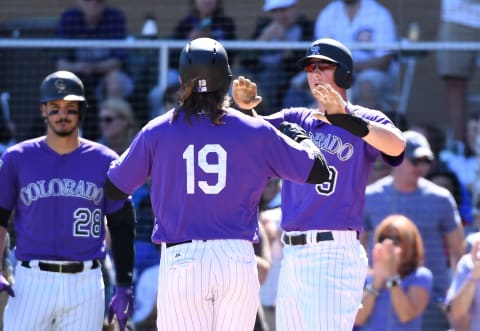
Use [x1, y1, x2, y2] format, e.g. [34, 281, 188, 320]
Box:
[409, 157, 432, 166]
[378, 234, 402, 245]
[305, 61, 337, 73]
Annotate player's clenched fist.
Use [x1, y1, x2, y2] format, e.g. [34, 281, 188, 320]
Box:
[232, 76, 263, 110]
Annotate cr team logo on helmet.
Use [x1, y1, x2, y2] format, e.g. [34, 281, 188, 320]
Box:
[178, 37, 232, 94]
[40, 70, 86, 103]
[297, 38, 354, 89]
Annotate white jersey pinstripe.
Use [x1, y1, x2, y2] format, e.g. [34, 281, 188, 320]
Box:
[276, 231, 368, 331]
[4, 262, 104, 331]
[156, 240, 259, 331]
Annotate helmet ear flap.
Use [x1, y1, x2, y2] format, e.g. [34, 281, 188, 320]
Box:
[79, 102, 87, 122]
[334, 63, 352, 89]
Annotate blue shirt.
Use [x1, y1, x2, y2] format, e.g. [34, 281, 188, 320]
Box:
[56, 6, 128, 62]
[360, 267, 433, 331]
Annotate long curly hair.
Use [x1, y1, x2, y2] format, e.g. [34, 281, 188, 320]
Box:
[171, 83, 231, 125]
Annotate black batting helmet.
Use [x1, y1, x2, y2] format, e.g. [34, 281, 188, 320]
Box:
[297, 38, 354, 89]
[40, 71, 86, 103]
[178, 37, 232, 94]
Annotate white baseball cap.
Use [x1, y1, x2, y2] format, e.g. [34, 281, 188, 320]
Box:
[403, 130, 434, 160]
[263, 0, 297, 12]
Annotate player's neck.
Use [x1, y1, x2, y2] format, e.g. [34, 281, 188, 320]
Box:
[45, 131, 81, 155]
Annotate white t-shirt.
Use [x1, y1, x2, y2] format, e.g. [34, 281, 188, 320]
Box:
[314, 0, 398, 76]
[441, 0, 480, 28]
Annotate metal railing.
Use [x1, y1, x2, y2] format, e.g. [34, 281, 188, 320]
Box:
[2, 38, 480, 89]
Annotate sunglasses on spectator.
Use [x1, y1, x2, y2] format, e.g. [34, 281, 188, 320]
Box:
[305, 61, 337, 73]
[378, 234, 402, 245]
[409, 157, 432, 166]
[99, 116, 118, 124]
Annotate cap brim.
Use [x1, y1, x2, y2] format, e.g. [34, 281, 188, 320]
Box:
[409, 147, 434, 160]
[296, 55, 338, 68]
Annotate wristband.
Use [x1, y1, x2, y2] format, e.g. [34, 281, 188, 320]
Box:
[325, 113, 370, 137]
[365, 283, 380, 297]
[386, 275, 402, 289]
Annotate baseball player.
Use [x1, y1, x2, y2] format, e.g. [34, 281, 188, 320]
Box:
[233, 38, 406, 331]
[0, 71, 135, 331]
[105, 37, 331, 331]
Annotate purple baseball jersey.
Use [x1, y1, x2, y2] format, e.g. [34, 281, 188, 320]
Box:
[264, 104, 403, 231]
[0, 137, 126, 261]
[107, 108, 316, 243]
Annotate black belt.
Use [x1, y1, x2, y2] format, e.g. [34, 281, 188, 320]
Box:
[282, 232, 334, 245]
[21, 260, 100, 274]
[166, 240, 208, 248]
[282, 231, 359, 245]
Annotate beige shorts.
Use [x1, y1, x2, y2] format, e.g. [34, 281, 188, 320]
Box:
[436, 21, 480, 78]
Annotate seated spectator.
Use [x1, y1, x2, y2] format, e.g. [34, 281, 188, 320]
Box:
[314, 0, 399, 112]
[355, 214, 432, 331]
[127, 14, 160, 126]
[170, 0, 236, 68]
[97, 97, 138, 155]
[149, 82, 181, 120]
[0, 91, 15, 155]
[55, 0, 134, 139]
[238, 0, 313, 114]
[440, 114, 478, 195]
[445, 235, 480, 331]
[436, 0, 480, 148]
[146, 1, 236, 122]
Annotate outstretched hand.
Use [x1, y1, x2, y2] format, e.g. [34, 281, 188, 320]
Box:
[0, 274, 14, 297]
[232, 76, 263, 110]
[311, 83, 347, 122]
[108, 286, 134, 331]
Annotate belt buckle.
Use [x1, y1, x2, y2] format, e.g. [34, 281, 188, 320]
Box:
[59, 264, 63, 273]
[307, 232, 316, 244]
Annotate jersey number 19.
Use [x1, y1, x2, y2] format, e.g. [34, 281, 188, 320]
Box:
[183, 144, 227, 195]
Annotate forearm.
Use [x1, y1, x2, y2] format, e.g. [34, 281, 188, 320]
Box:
[106, 201, 136, 285]
[389, 286, 422, 322]
[448, 276, 478, 320]
[446, 228, 466, 272]
[355, 289, 378, 325]
[362, 121, 405, 157]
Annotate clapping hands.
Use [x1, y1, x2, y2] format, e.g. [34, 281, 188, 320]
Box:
[372, 239, 402, 285]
